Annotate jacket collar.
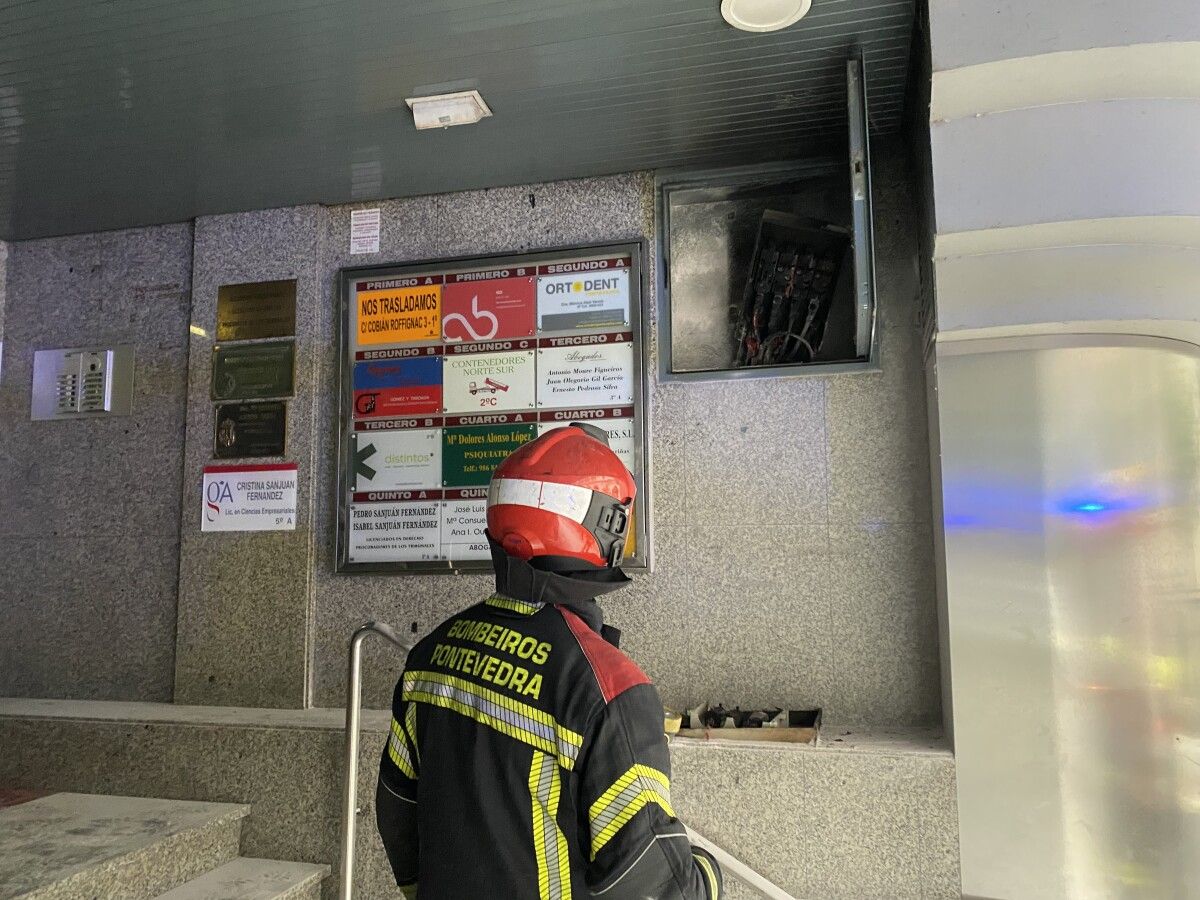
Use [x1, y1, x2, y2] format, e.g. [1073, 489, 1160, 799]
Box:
[488, 535, 628, 637]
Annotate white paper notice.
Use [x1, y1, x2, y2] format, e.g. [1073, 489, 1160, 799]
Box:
[443, 350, 536, 414]
[350, 208, 381, 254]
[353, 429, 440, 492]
[536, 343, 634, 409]
[202, 463, 298, 532]
[540, 417, 636, 470]
[441, 498, 490, 561]
[348, 501, 442, 562]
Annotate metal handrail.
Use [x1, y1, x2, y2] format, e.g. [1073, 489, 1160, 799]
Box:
[337, 620, 797, 900]
[339, 620, 412, 900]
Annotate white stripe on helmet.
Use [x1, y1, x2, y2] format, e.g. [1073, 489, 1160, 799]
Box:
[489, 477, 592, 525]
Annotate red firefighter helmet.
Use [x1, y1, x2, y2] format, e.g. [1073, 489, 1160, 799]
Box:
[487, 423, 636, 568]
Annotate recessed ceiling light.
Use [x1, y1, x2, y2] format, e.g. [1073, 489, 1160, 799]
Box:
[720, 0, 812, 32]
[405, 90, 492, 130]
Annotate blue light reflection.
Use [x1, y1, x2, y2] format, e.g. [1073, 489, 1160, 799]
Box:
[943, 481, 1153, 532]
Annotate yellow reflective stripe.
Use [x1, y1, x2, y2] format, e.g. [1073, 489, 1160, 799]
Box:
[590, 764, 669, 814]
[485, 594, 544, 615]
[387, 717, 416, 780]
[588, 765, 674, 860]
[529, 751, 572, 900]
[694, 853, 719, 900]
[404, 702, 419, 766]
[403, 670, 583, 771]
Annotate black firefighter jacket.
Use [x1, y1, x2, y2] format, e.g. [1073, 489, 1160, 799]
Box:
[376, 593, 723, 900]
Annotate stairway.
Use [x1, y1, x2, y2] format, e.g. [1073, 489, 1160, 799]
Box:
[0, 793, 328, 900]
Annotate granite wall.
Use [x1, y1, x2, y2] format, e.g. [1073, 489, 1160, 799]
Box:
[0, 224, 193, 701]
[0, 153, 936, 725]
[0, 699, 960, 900]
[308, 151, 939, 726]
[173, 208, 325, 708]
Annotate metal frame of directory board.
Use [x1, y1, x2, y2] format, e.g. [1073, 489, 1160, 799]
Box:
[336, 240, 651, 575]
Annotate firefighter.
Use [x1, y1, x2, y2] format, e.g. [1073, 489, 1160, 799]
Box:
[376, 422, 723, 899]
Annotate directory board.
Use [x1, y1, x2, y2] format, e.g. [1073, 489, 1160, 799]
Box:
[337, 243, 648, 573]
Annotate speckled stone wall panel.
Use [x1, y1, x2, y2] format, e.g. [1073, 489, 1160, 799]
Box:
[681, 377, 828, 528]
[279, 162, 934, 725]
[302, 164, 939, 724]
[828, 522, 941, 725]
[310, 196, 441, 711]
[174, 206, 323, 708]
[0, 224, 192, 701]
[310, 176, 654, 709]
[820, 156, 939, 725]
[602, 524, 694, 713]
[0, 239, 8, 339]
[670, 739, 960, 899]
[0, 704, 959, 900]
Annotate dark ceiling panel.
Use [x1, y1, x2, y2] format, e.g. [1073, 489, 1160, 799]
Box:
[0, 0, 914, 239]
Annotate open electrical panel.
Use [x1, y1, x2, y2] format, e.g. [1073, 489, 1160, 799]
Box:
[656, 55, 877, 381]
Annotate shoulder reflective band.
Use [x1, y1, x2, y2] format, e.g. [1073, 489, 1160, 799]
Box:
[588, 764, 674, 859]
[530, 750, 572, 900]
[489, 477, 592, 523]
[486, 594, 545, 615]
[404, 703, 419, 766]
[387, 716, 417, 780]
[403, 670, 583, 770]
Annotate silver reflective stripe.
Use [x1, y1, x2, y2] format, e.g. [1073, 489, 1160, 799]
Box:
[530, 750, 571, 900]
[387, 718, 416, 779]
[591, 774, 672, 836]
[588, 765, 675, 859]
[402, 672, 582, 770]
[490, 477, 592, 524]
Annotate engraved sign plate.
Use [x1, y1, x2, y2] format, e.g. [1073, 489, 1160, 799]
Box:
[442, 423, 536, 487]
[355, 278, 442, 346]
[536, 340, 635, 409]
[353, 357, 442, 419]
[536, 259, 630, 330]
[211, 341, 295, 400]
[442, 271, 535, 342]
[214, 401, 287, 458]
[216, 280, 297, 341]
[441, 492, 490, 561]
[202, 463, 297, 532]
[539, 415, 636, 469]
[442, 350, 536, 414]
[353, 429, 441, 492]
[348, 500, 443, 562]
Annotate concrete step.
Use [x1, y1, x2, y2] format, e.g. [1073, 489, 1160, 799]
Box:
[0, 792, 249, 900]
[153, 859, 329, 900]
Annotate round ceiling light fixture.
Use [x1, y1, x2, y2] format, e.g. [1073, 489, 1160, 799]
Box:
[720, 0, 812, 32]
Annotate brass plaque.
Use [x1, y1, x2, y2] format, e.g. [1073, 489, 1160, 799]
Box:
[216, 279, 296, 341]
[211, 341, 295, 401]
[214, 401, 287, 459]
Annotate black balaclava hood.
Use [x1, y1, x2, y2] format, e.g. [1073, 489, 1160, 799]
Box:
[488, 534, 628, 641]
